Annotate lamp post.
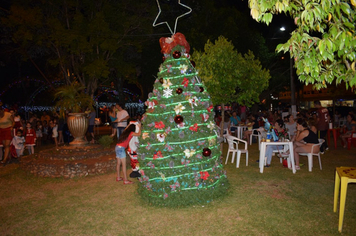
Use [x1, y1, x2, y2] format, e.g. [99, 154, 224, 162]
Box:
[275, 25, 297, 116]
[290, 57, 297, 116]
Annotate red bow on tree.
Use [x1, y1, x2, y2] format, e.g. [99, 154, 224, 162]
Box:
[181, 77, 189, 88]
[189, 123, 199, 132]
[154, 121, 165, 129]
[207, 105, 214, 113]
[159, 32, 190, 54]
[153, 151, 163, 160]
[200, 171, 210, 180]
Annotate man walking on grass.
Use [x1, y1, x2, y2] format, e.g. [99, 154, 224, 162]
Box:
[115, 103, 130, 139]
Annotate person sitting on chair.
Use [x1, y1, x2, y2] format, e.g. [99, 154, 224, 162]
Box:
[340, 114, 356, 148]
[293, 118, 319, 170]
[264, 119, 286, 167]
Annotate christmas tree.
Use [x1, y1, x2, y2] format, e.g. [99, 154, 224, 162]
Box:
[137, 33, 228, 206]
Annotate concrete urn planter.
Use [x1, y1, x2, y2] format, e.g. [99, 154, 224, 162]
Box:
[67, 113, 88, 145]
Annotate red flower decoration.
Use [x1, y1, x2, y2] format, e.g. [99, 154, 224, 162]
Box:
[200, 171, 210, 180]
[153, 151, 163, 160]
[154, 121, 165, 129]
[181, 77, 189, 88]
[189, 123, 199, 132]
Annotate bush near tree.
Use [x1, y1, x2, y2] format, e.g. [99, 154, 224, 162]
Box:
[192, 36, 270, 135]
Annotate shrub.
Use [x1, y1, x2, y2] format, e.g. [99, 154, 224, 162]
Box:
[98, 135, 113, 148]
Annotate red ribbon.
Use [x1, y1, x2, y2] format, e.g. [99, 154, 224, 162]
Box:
[189, 123, 199, 132]
[159, 32, 190, 54]
[182, 77, 189, 88]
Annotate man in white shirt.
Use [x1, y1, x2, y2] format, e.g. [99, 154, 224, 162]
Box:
[115, 103, 130, 138]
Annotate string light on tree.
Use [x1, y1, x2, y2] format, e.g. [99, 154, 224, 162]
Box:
[138, 32, 228, 207]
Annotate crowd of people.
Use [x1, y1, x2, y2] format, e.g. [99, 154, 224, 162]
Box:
[0, 105, 98, 166]
[1, 100, 355, 176]
[217, 100, 356, 170]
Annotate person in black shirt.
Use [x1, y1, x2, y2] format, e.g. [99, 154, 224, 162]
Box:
[293, 118, 319, 170]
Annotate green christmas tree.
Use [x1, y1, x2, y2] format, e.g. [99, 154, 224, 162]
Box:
[137, 33, 228, 206]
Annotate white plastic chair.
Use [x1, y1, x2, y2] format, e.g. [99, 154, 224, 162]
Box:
[224, 134, 248, 168]
[249, 128, 262, 149]
[216, 125, 228, 143]
[298, 139, 324, 172]
[276, 141, 291, 166]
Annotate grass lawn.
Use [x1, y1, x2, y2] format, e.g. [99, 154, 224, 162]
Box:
[1, 141, 356, 235]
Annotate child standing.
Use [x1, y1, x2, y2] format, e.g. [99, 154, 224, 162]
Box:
[115, 122, 141, 184]
[36, 121, 43, 147]
[51, 119, 58, 147]
[11, 130, 25, 158]
[24, 122, 36, 154]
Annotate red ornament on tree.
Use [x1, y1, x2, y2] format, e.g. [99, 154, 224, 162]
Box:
[174, 115, 184, 124]
[199, 86, 204, 92]
[159, 78, 164, 84]
[190, 60, 196, 67]
[162, 56, 166, 62]
[202, 148, 211, 157]
[173, 50, 181, 59]
[176, 88, 183, 94]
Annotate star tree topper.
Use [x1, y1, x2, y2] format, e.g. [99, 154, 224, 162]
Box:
[153, 0, 192, 35]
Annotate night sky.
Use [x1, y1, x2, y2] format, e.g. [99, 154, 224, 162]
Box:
[0, 0, 294, 106]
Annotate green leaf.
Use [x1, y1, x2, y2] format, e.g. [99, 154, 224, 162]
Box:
[262, 13, 273, 25]
[318, 40, 325, 55]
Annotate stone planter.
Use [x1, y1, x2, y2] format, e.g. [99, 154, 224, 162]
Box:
[67, 113, 88, 145]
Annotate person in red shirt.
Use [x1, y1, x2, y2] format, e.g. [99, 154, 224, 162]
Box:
[115, 122, 141, 185]
[314, 100, 330, 152]
[0, 106, 14, 165]
[24, 122, 36, 155]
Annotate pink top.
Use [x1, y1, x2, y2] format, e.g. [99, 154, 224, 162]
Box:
[117, 133, 133, 149]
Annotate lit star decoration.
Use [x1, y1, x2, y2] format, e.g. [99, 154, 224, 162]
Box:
[184, 149, 196, 158]
[158, 171, 166, 181]
[142, 132, 149, 140]
[152, 0, 193, 35]
[179, 64, 188, 74]
[174, 103, 185, 114]
[163, 88, 173, 98]
[162, 79, 172, 89]
[188, 96, 198, 108]
[207, 121, 215, 130]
